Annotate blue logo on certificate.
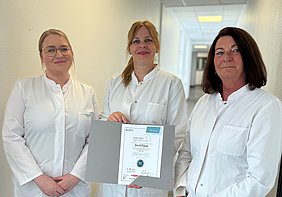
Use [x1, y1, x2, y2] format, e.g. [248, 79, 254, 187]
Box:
[146, 127, 161, 133]
[137, 159, 144, 167]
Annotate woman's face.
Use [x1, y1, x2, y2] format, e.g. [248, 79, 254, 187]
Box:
[214, 35, 246, 86]
[41, 34, 73, 75]
[129, 26, 157, 67]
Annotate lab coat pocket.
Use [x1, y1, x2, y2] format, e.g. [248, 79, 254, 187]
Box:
[76, 112, 93, 138]
[145, 102, 166, 124]
[217, 125, 249, 156]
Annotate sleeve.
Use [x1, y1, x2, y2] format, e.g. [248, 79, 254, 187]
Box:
[2, 81, 43, 186]
[214, 98, 282, 197]
[70, 87, 100, 181]
[102, 79, 112, 119]
[166, 78, 192, 195]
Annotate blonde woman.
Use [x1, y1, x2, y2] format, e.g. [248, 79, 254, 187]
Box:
[2, 29, 99, 196]
[97, 21, 191, 197]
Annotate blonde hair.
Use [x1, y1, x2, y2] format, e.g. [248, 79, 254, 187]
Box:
[122, 21, 160, 87]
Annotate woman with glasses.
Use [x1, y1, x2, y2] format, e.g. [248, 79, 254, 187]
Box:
[2, 29, 99, 196]
[96, 20, 191, 197]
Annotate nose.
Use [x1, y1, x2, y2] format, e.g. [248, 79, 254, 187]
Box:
[137, 41, 148, 48]
[54, 49, 64, 57]
[138, 43, 147, 48]
[223, 51, 233, 61]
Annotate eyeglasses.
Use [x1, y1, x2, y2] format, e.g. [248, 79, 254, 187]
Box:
[42, 46, 71, 57]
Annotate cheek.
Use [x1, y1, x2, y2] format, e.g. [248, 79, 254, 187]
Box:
[214, 58, 220, 69]
[41, 56, 52, 65]
[149, 45, 157, 53]
[129, 45, 135, 54]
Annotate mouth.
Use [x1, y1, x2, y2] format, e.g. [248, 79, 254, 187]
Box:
[137, 51, 150, 55]
[54, 60, 67, 64]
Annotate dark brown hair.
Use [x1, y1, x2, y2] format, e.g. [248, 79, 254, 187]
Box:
[202, 27, 267, 93]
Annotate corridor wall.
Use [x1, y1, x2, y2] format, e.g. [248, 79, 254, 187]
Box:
[0, 0, 161, 196]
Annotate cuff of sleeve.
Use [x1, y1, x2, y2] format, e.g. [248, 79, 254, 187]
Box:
[20, 172, 43, 186]
[174, 186, 186, 196]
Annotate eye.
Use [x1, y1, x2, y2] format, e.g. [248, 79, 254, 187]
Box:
[47, 47, 56, 53]
[215, 50, 224, 56]
[132, 39, 140, 44]
[232, 47, 240, 53]
[60, 47, 69, 53]
[144, 38, 153, 44]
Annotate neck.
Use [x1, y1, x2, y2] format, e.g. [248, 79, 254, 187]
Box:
[46, 71, 70, 88]
[134, 63, 156, 82]
[221, 82, 245, 101]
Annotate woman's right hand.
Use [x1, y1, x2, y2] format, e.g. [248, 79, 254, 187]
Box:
[107, 111, 129, 123]
[34, 174, 65, 196]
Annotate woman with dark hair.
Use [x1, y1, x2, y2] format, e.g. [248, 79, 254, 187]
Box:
[181, 27, 282, 196]
[96, 20, 191, 197]
[2, 29, 99, 196]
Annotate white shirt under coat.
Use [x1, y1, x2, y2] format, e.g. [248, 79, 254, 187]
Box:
[187, 85, 282, 197]
[2, 75, 99, 196]
[98, 66, 191, 197]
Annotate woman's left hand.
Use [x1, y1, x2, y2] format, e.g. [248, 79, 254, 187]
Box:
[53, 174, 80, 193]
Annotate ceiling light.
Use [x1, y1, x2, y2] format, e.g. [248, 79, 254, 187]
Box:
[194, 45, 208, 49]
[198, 16, 222, 22]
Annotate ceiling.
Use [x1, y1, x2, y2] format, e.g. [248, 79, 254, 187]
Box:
[159, 0, 248, 49]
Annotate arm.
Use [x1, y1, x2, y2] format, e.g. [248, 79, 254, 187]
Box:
[102, 79, 129, 123]
[2, 81, 43, 186]
[70, 88, 100, 181]
[166, 79, 192, 196]
[214, 98, 282, 196]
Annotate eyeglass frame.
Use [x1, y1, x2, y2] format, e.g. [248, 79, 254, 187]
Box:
[41, 45, 72, 57]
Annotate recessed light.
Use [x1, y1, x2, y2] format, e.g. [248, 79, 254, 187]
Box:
[194, 45, 208, 49]
[198, 16, 222, 22]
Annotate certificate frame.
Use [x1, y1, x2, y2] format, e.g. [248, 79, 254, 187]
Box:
[85, 120, 175, 191]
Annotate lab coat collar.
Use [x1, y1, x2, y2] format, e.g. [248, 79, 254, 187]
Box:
[43, 74, 73, 92]
[216, 84, 249, 103]
[131, 65, 160, 85]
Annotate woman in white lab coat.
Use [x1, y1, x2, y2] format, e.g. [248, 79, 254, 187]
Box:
[183, 27, 282, 196]
[96, 20, 191, 197]
[2, 29, 99, 197]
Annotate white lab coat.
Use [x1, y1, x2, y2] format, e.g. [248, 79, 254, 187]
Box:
[97, 66, 191, 197]
[186, 85, 282, 197]
[2, 75, 99, 196]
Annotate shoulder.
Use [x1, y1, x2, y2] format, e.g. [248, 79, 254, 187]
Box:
[156, 69, 183, 87]
[106, 73, 123, 88]
[157, 69, 181, 80]
[110, 73, 122, 83]
[252, 88, 281, 107]
[72, 79, 96, 94]
[16, 75, 44, 86]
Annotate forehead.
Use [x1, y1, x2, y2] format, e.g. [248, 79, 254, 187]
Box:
[42, 34, 68, 47]
[134, 26, 151, 37]
[215, 36, 236, 48]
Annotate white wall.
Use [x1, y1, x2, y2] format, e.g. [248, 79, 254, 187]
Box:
[160, 6, 192, 98]
[237, 0, 282, 100]
[0, 0, 161, 196]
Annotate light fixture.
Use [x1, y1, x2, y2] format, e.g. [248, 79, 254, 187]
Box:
[194, 45, 208, 49]
[198, 16, 222, 22]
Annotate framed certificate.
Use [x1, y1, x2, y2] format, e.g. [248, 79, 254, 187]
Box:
[85, 120, 175, 190]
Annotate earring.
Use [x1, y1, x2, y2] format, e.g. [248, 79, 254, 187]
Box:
[154, 53, 159, 64]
